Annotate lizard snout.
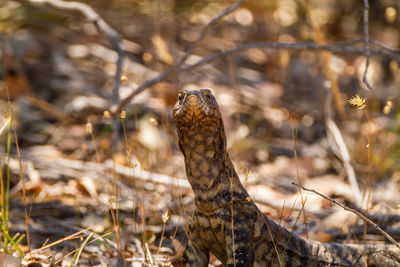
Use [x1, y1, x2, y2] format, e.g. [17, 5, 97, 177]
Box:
[173, 89, 221, 130]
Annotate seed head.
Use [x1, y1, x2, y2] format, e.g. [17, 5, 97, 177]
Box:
[348, 95, 366, 110]
[162, 210, 169, 223]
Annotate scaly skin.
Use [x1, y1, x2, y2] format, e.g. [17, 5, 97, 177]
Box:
[173, 89, 400, 267]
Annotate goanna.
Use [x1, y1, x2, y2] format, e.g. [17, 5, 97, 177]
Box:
[173, 89, 400, 267]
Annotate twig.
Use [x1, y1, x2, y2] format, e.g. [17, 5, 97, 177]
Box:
[27, 0, 121, 43]
[362, 0, 372, 90]
[312, 38, 400, 54]
[112, 39, 400, 114]
[54, 231, 113, 265]
[292, 182, 400, 249]
[112, 0, 245, 115]
[369, 40, 400, 53]
[112, 44, 124, 152]
[290, 118, 308, 237]
[28, 229, 87, 255]
[26, 0, 125, 151]
[72, 232, 94, 267]
[174, 0, 245, 70]
[180, 42, 400, 73]
[12, 114, 31, 253]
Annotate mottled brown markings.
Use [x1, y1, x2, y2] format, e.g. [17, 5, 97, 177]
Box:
[174, 90, 400, 267]
[189, 160, 199, 176]
[196, 144, 205, 153]
[191, 151, 202, 161]
[203, 150, 213, 159]
[208, 166, 219, 177]
[194, 134, 203, 141]
[199, 161, 209, 174]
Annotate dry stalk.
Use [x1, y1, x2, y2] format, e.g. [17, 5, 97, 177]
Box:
[292, 182, 400, 249]
[290, 118, 308, 238]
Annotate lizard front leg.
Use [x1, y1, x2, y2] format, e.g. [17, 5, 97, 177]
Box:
[182, 239, 209, 267]
[225, 217, 254, 267]
[182, 218, 210, 267]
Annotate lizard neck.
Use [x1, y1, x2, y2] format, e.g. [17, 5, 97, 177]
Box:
[178, 127, 249, 212]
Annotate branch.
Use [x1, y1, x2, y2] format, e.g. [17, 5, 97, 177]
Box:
[292, 182, 400, 249]
[26, 0, 125, 150]
[173, 0, 245, 70]
[112, 0, 245, 114]
[180, 41, 400, 73]
[362, 0, 372, 90]
[322, 39, 400, 54]
[113, 39, 400, 114]
[28, 0, 121, 43]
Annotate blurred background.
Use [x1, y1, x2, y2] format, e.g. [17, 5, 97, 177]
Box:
[1, 0, 400, 266]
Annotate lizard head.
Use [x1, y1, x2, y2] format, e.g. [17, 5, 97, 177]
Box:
[173, 89, 221, 132]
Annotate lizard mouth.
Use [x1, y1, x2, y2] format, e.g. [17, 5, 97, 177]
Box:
[173, 89, 220, 129]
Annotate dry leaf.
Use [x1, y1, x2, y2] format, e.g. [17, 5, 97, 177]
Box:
[307, 231, 332, 243]
[76, 176, 98, 199]
[152, 34, 174, 65]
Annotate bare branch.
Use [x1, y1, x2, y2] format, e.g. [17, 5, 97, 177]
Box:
[180, 41, 400, 73]
[112, 44, 124, 151]
[323, 39, 400, 54]
[113, 39, 400, 115]
[28, 0, 121, 43]
[174, 0, 245, 69]
[370, 40, 400, 53]
[292, 182, 400, 249]
[362, 0, 372, 90]
[26, 0, 125, 150]
[113, 0, 245, 114]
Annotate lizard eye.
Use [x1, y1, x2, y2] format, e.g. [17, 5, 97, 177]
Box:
[202, 89, 212, 102]
[178, 92, 185, 102]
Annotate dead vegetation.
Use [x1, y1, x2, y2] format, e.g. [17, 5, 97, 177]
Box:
[0, 0, 400, 266]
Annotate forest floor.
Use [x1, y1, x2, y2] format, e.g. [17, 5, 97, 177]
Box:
[1, 0, 400, 266]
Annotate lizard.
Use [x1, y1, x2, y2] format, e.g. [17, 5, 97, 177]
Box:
[173, 88, 400, 267]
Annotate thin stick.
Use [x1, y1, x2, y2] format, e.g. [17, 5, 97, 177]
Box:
[113, 40, 400, 115]
[13, 124, 31, 253]
[72, 232, 94, 267]
[112, 49, 124, 152]
[54, 232, 112, 265]
[292, 182, 400, 248]
[290, 118, 308, 238]
[29, 230, 86, 255]
[362, 108, 373, 242]
[173, 0, 245, 70]
[362, 0, 372, 90]
[26, 0, 125, 151]
[114, 0, 245, 114]
[179, 42, 400, 73]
